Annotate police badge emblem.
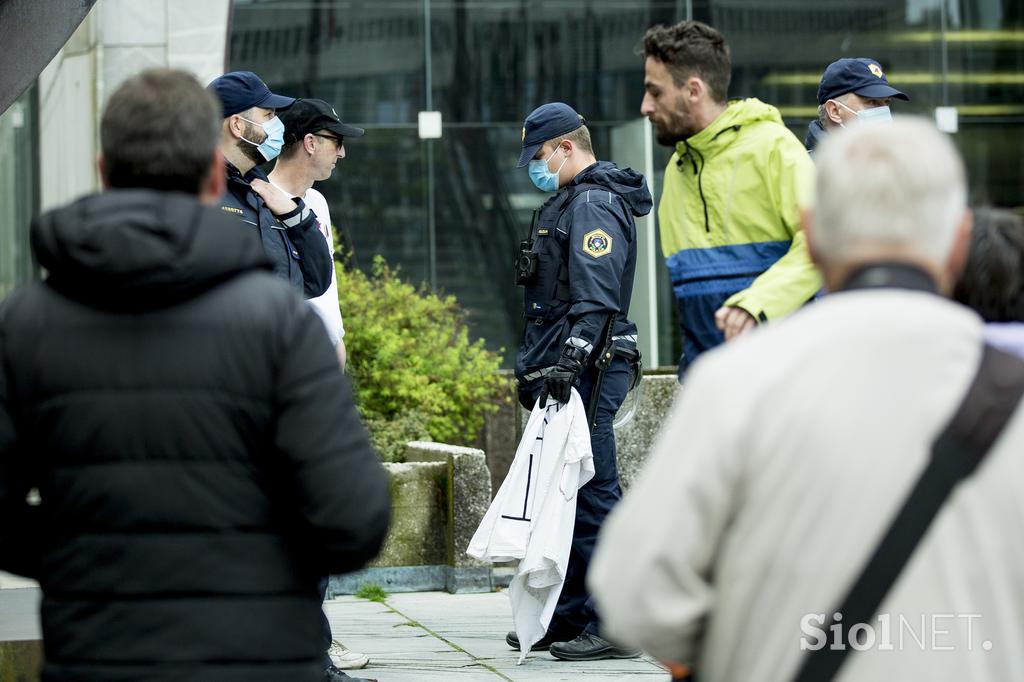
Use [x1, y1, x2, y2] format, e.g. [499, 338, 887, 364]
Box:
[583, 229, 612, 258]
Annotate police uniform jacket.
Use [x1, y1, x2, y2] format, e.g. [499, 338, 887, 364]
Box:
[515, 161, 652, 384]
[221, 161, 332, 299]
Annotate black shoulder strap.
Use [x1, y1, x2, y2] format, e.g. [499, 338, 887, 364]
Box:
[794, 343, 1024, 682]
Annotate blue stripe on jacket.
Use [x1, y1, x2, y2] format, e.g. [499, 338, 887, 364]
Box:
[666, 241, 791, 370]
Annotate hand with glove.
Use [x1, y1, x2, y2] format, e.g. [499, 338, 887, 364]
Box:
[538, 345, 588, 407]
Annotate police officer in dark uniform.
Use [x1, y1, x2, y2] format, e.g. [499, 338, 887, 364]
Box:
[508, 102, 652, 661]
[208, 72, 332, 299]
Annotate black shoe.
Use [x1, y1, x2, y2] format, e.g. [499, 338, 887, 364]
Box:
[506, 629, 573, 652]
[549, 632, 641, 661]
[324, 665, 377, 682]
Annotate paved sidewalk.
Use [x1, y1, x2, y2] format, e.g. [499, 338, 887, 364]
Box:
[326, 591, 671, 681]
[0, 583, 670, 681]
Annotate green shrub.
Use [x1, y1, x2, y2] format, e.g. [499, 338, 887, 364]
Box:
[361, 409, 431, 463]
[337, 255, 509, 461]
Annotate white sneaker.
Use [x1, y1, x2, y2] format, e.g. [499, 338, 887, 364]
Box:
[328, 641, 370, 670]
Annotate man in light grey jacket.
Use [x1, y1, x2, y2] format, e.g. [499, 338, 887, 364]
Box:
[589, 118, 1024, 681]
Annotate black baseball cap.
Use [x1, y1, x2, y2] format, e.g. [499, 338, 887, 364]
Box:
[279, 98, 365, 143]
[207, 71, 295, 117]
[817, 58, 910, 105]
[516, 102, 585, 168]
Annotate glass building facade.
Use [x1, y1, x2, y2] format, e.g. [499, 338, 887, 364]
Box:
[228, 0, 1024, 367]
[0, 85, 39, 298]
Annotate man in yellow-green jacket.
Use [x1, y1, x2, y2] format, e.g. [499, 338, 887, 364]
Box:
[640, 21, 822, 375]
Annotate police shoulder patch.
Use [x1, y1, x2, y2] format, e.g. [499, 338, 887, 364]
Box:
[583, 228, 612, 258]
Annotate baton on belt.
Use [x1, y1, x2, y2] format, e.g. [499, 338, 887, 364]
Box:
[587, 312, 617, 431]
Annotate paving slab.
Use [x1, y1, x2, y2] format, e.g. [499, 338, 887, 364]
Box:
[1, 585, 670, 681]
[325, 591, 671, 681]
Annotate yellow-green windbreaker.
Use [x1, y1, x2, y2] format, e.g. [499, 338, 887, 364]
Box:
[659, 97, 821, 368]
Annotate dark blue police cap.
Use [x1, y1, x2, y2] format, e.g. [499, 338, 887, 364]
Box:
[516, 102, 585, 168]
[207, 71, 295, 117]
[817, 58, 910, 105]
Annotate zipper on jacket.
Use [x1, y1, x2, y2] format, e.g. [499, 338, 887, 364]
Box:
[677, 125, 742, 235]
[680, 140, 710, 233]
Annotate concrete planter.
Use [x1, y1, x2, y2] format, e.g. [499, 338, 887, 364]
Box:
[330, 443, 493, 596]
[332, 371, 680, 596]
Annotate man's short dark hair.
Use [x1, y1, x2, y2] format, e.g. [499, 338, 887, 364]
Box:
[954, 207, 1024, 322]
[100, 69, 221, 194]
[642, 21, 731, 104]
[545, 124, 594, 156]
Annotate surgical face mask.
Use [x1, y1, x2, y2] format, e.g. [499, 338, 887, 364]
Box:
[834, 100, 893, 129]
[239, 115, 285, 161]
[528, 147, 568, 192]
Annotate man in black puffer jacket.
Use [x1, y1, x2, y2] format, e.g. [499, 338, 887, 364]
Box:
[0, 69, 390, 682]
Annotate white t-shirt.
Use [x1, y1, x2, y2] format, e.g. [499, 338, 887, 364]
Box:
[271, 183, 345, 346]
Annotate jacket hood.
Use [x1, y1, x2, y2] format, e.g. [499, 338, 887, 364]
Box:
[574, 161, 653, 217]
[32, 189, 271, 311]
[804, 119, 827, 152]
[678, 98, 786, 158]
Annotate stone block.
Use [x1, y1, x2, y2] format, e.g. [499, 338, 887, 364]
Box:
[405, 442, 493, 592]
[0, 640, 42, 682]
[613, 374, 679, 490]
[330, 566, 447, 596]
[444, 566, 491, 594]
[481, 375, 522, 499]
[368, 462, 448, 568]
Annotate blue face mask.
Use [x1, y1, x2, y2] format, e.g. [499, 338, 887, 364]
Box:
[239, 114, 285, 161]
[835, 101, 893, 129]
[855, 105, 892, 126]
[528, 147, 568, 192]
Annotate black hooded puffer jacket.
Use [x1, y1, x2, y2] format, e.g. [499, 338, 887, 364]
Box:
[0, 189, 390, 682]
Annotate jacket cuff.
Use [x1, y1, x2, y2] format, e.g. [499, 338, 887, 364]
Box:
[723, 294, 766, 323]
[564, 336, 594, 357]
[277, 199, 311, 229]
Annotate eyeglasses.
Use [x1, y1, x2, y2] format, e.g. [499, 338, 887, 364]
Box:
[313, 133, 344, 149]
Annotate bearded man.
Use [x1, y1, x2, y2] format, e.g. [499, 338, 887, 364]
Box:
[639, 21, 821, 375]
[208, 71, 332, 299]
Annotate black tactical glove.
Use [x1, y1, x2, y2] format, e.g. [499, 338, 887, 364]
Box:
[538, 345, 588, 407]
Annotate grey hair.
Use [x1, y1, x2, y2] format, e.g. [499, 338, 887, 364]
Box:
[811, 117, 966, 265]
[818, 93, 852, 129]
